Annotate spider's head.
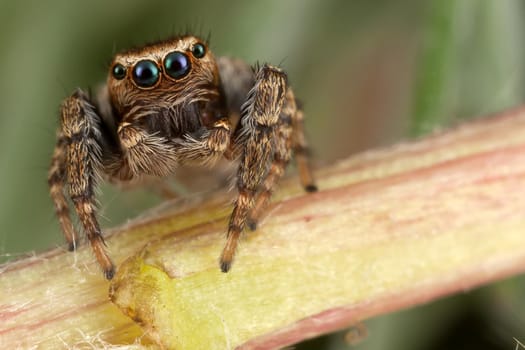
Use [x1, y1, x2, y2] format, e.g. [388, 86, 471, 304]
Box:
[107, 35, 219, 117]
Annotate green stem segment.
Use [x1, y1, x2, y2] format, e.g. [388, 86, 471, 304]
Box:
[3, 106, 525, 349]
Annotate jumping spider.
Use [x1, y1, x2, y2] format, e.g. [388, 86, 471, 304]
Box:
[48, 35, 317, 279]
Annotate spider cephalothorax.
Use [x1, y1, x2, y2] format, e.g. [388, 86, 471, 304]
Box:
[48, 35, 317, 279]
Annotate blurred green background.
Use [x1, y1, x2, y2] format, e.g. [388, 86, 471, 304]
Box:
[1, 0, 525, 349]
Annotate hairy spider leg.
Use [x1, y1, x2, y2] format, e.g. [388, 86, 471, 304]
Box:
[292, 107, 317, 192]
[48, 130, 78, 250]
[220, 65, 287, 272]
[59, 89, 115, 279]
[246, 90, 318, 230]
[246, 88, 296, 230]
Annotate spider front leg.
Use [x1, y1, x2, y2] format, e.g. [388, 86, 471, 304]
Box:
[246, 88, 318, 230]
[220, 65, 288, 272]
[48, 130, 78, 250]
[53, 89, 115, 279]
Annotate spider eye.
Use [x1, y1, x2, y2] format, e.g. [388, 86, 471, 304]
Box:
[192, 43, 206, 58]
[164, 52, 191, 79]
[112, 64, 126, 80]
[132, 60, 160, 88]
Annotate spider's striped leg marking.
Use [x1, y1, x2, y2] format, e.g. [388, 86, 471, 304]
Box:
[220, 65, 287, 272]
[48, 130, 78, 251]
[60, 89, 115, 279]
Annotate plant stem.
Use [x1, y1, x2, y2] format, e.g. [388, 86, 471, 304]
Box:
[3, 106, 525, 349]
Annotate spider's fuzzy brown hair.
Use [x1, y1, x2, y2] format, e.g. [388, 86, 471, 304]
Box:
[48, 35, 317, 279]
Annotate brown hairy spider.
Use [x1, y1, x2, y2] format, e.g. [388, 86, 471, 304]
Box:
[48, 35, 317, 280]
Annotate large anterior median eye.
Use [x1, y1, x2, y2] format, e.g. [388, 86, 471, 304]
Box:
[164, 51, 191, 79]
[132, 60, 160, 88]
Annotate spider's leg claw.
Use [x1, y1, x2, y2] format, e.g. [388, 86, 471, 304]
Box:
[67, 241, 77, 252]
[220, 260, 231, 273]
[104, 265, 116, 280]
[247, 219, 257, 231]
[305, 184, 318, 193]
